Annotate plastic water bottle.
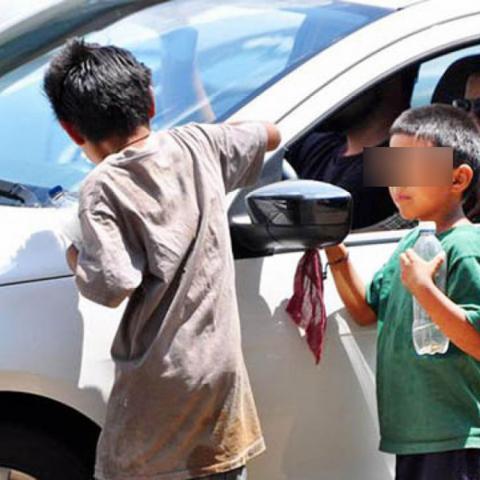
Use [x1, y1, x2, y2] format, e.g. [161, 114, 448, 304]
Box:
[412, 221, 449, 355]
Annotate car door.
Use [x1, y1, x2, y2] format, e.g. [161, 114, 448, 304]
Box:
[228, 7, 480, 480]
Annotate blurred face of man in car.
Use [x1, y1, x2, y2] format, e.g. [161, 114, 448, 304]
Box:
[466, 73, 480, 99]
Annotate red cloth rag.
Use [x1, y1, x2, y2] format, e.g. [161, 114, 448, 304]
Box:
[286, 249, 327, 364]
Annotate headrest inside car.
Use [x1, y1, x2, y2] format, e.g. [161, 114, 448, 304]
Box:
[431, 54, 480, 105]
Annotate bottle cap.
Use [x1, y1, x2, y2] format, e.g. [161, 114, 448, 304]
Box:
[418, 221, 436, 233]
[48, 185, 64, 201]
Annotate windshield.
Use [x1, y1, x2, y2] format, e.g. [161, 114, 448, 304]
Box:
[0, 0, 390, 192]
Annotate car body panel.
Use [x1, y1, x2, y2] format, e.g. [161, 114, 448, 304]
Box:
[236, 240, 399, 479]
[0, 272, 120, 425]
[0, 207, 70, 285]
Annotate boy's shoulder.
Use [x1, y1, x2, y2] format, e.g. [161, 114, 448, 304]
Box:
[440, 224, 480, 265]
[78, 161, 114, 213]
[441, 224, 480, 252]
[77, 140, 159, 212]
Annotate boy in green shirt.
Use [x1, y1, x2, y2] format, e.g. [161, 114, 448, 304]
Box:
[326, 104, 480, 480]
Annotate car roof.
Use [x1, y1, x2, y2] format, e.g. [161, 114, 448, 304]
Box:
[0, 0, 418, 38]
[0, 0, 63, 32]
[348, 0, 426, 9]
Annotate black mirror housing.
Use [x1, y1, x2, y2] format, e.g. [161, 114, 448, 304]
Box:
[245, 180, 352, 251]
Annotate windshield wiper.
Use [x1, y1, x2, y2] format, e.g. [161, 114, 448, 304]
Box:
[0, 179, 40, 206]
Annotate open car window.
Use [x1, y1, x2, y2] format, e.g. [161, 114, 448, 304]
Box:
[411, 44, 480, 108]
[286, 42, 480, 232]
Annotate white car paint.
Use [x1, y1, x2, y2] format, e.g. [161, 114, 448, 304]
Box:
[349, 0, 425, 8]
[2, 1, 480, 479]
[0, 0, 62, 31]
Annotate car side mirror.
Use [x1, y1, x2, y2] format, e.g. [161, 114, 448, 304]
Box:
[233, 180, 352, 257]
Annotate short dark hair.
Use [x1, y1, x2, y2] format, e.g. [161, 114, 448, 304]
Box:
[390, 104, 480, 201]
[44, 38, 153, 143]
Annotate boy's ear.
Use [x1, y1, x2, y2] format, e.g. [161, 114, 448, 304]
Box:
[148, 86, 156, 119]
[452, 164, 474, 196]
[60, 120, 86, 146]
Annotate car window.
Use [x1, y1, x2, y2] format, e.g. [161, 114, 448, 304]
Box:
[411, 44, 480, 108]
[0, 0, 390, 196]
[286, 42, 480, 231]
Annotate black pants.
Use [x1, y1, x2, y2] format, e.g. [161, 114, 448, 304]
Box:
[396, 449, 480, 480]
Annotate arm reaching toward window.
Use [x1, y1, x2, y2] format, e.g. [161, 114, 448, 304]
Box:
[325, 244, 377, 326]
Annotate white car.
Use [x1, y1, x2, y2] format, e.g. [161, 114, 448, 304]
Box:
[1, 0, 480, 479]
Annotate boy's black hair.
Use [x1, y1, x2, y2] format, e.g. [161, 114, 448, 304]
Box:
[44, 38, 153, 143]
[390, 104, 480, 202]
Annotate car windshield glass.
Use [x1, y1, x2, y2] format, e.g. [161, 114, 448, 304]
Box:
[0, 0, 390, 192]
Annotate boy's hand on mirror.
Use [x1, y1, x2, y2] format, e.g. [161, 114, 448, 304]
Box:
[400, 249, 445, 295]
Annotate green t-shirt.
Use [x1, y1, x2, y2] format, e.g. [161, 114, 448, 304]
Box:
[366, 224, 480, 455]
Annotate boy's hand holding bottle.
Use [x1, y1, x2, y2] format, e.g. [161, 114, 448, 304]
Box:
[399, 249, 445, 295]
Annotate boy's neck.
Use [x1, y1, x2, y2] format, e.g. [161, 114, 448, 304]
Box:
[420, 206, 470, 234]
[87, 125, 152, 164]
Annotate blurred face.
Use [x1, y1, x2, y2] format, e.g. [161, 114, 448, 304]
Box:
[465, 73, 480, 99]
[388, 134, 471, 221]
[364, 146, 452, 187]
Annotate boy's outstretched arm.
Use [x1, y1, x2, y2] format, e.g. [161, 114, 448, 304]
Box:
[400, 249, 480, 360]
[325, 244, 377, 326]
[228, 121, 281, 151]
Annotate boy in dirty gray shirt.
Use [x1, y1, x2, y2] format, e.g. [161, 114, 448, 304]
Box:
[43, 39, 281, 480]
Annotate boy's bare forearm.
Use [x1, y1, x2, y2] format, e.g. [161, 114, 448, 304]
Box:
[325, 244, 377, 326]
[411, 282, 480, 360]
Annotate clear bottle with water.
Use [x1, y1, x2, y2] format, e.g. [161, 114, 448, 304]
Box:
[412, 221, 449, 355]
